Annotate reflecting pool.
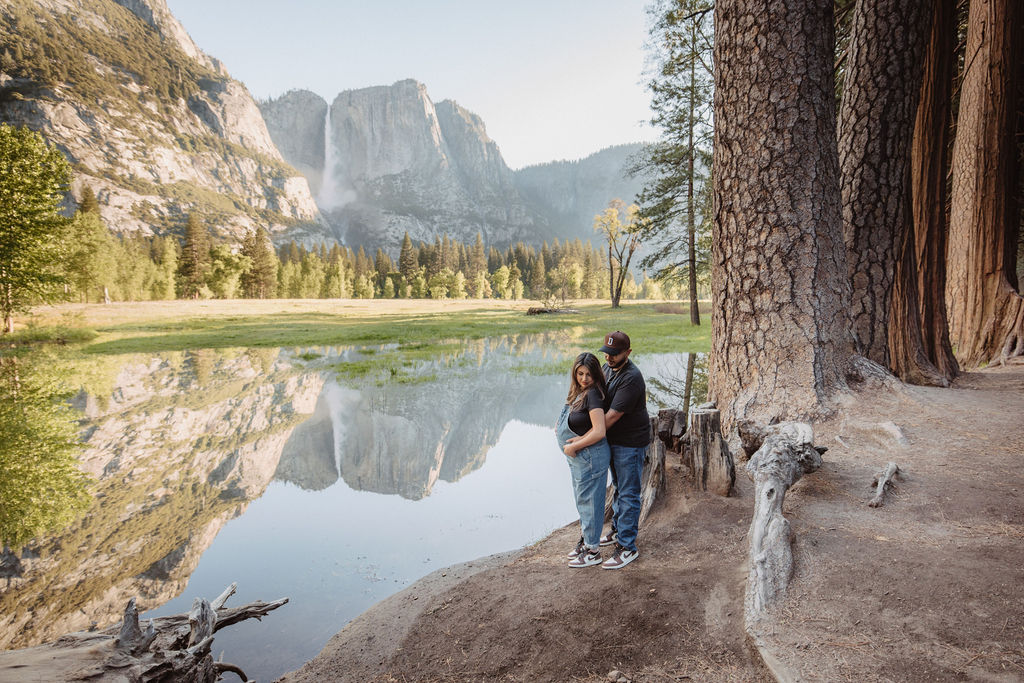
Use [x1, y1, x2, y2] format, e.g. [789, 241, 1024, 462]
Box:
[0, 333, 704, 681]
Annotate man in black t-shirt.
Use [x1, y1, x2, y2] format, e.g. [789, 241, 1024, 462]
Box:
[597, 330, 650, 570]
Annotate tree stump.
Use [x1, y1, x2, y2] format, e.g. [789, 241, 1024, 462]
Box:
[0, 585, 287, 682]
[681, 403, 735, 495]
[744, 421, 823, 625]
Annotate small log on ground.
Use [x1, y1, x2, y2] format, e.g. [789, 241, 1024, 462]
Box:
[868, 461, 902, 507]
[744, 422, 824, 625]
[0, 585, 287, 682]
[526, 307, 580, 315]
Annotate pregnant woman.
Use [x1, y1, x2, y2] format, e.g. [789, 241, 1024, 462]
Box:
[554, 352, 612, 568]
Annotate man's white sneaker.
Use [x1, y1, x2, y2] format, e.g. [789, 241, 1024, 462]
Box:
[601, 544, 638, 570]
[599, 530, 618, 547]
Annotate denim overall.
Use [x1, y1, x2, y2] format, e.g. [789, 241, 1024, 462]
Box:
[556, 403, 611, 549]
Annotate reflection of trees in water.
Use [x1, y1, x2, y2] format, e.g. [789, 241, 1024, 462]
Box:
[647, 353, 709, 416]
[0, 354, 90, 550]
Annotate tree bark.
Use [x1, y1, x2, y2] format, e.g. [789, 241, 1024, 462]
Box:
[947, 0, 1024, 367]
[910, 0, 960, 383]
[711, 0, 853, 432]
[838, 0, 931, 368]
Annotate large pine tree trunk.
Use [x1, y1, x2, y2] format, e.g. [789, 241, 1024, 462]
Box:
[910, 0, 959, 382]
[948, 0, 1024, 367]
[838, 0, 932, 369]
[710, 0, 853, 431]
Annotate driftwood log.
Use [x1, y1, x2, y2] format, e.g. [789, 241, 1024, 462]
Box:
[604, 416, 666, 528]
[0, 583, 287, 682]
[744, 422, 824, 624]
[526, 307, 579, 315]
[868, 461, 902, 507]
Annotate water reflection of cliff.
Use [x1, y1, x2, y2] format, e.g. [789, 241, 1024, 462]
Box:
[0, 348, 323, 649]
[275, 336, 568, 499]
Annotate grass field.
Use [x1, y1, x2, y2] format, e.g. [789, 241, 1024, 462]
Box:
[14, 298, 712, 356]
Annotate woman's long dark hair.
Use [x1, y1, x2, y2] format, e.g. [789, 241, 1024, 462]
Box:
[566, 352, 609, 407]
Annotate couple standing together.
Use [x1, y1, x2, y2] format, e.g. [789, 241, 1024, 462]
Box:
[555, 330, 650, 570]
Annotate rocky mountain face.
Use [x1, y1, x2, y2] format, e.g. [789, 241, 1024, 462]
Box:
[262, 81, 647, 251]
[513, 142, 647, 241]
[261, 81, 545, 249]
[0, 349, 324, 649]
[0, 0, 321, 240]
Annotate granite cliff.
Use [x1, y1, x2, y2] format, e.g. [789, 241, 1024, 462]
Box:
[0, 0, 322, 240]
[261, 81, 545, 248]
[262, 82, 647, 250]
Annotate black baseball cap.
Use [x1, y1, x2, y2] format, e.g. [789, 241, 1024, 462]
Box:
[599, 331, 631, 354]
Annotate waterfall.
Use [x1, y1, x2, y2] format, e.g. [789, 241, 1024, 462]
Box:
[318, 103, 340, 210]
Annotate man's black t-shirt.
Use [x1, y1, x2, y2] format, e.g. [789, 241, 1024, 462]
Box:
[603, 359, 651, 447]
[568, 387, 605, 436]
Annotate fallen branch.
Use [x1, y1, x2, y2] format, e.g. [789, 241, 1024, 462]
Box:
[0, 585, 287, 682]
[868, 462, 901, 507]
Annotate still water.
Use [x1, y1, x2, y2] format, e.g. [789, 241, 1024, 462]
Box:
[0, 334, 702, 681]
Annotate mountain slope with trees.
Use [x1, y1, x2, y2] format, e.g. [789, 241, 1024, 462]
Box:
[0, 0, 322, 242]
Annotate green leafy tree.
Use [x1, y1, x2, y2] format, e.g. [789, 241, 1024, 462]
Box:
[594, 199, 647, 307]
[0, 124, 72, 333]
[148, 236, 178, 300]
[66, 210, 116, 302]
[0, 355, 90, 550]
[176, 213, 211, 299]
[207, 244, 251, 299]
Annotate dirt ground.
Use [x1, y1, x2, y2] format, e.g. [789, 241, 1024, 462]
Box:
[280, 362, 1024, 683]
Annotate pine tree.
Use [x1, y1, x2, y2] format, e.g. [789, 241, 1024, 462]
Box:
[78, 185, 99, 214]
[176, 213, 211, 299]
[240, 228, 277, 298]
[399, 232, 418, 284]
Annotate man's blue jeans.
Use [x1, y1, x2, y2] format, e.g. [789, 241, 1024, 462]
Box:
[609, 444, 646, 552]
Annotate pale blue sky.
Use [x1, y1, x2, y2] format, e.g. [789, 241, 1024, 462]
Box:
[164, 0, 658, 169]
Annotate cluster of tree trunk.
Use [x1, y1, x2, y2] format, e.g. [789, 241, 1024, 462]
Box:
[709, 0, 1023, 431]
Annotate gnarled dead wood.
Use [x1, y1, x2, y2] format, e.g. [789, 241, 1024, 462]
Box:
[604, 417, 666, 526]
[744, 422, 824, 625]
[868, 462, 902, 507]
[638, 417, 666, 526]
[0, 585, 287, 682]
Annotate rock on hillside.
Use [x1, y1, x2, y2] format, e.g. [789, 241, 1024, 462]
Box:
[0, 0, 322, 240]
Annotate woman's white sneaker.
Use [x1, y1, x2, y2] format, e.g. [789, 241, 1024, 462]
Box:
[567, 548, 602, 568]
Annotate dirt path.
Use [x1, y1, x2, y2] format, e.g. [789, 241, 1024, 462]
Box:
[283, 363, 1023, 682]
